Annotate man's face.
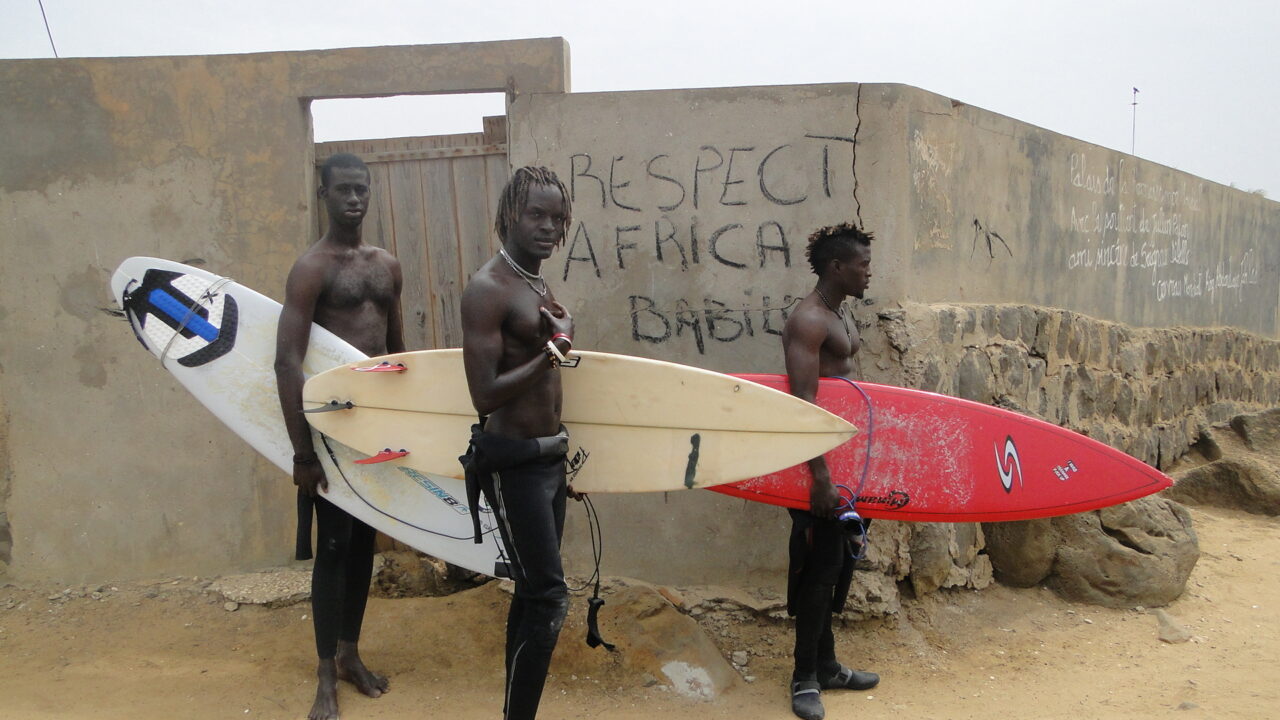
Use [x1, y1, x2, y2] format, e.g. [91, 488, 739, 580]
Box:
[835, 242, 872, 299]
[320, 166, 371, 228]
[508, 183, 567, 260]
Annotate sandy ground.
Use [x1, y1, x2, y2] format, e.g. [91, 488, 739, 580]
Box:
[1, 503, 1277, 720]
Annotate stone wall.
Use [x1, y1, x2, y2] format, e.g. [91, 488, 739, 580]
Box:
[858, 301, 1280, 471]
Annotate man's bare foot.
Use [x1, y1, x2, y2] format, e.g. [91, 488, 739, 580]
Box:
[336, 641, 389, 698]
[308, 659, 340, 720]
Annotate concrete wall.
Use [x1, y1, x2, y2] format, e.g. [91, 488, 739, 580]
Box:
[509, 83, 1280, 585]
[0, 39, 569, 583]
[4, 53, 1278, 587]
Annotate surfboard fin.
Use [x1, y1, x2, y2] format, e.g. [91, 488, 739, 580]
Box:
[302, 400, 355, 414]
[355, 448, 409, 464]
[352, 361, 406, 373]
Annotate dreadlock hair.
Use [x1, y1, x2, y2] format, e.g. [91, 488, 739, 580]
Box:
[494, 166, 572, 246]
[319, 153, 369, 187]
[806, 221, 873, 276]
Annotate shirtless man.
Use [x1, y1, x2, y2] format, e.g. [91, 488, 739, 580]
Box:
[782, 222, 880, 720]
[275, 153, 403, 720]
[460, 167, 575, 720]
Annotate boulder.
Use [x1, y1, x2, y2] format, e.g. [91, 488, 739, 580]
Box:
[984, 495, 1199, 608]
[1165, 409, 1280, 515]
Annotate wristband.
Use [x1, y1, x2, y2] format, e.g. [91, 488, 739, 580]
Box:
[293, 452, 319, 465]
[543, 343, 560, 368]
[551, 332, 573, 350]
[546, 339, 568, 365]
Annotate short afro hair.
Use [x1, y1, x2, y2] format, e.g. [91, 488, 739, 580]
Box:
[805, 222, 873, 275]
[320, 153, 370, 187]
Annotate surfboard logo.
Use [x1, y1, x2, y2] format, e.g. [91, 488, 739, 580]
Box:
[565, 447, 590, 484]
[122, 269, 238, 367]
[398, 467, 472, 516]
[856, 490, 910, 509]
[995, 435, 1023, 493]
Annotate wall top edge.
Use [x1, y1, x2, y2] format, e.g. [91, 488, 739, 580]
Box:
[0, 36, 568, 65]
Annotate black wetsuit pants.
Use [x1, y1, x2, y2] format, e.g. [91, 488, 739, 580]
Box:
[787, 508, 860, 681]
[311, 496, 377, 659]
[481, 454, 569, 720]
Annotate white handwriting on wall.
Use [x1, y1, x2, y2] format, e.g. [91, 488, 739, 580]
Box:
[1063, 152, 1259, 305]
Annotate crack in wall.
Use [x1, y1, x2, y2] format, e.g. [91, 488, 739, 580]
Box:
[852, 84, 864, 229]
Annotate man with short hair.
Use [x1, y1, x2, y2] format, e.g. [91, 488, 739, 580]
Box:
[460, 166, 576, 720]
[782, 222, 880, 720]
[275, 153, 403, 720]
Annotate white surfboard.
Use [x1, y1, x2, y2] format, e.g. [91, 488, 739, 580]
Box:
[301, 349, 858, 493]
[110, 257, 509, 577]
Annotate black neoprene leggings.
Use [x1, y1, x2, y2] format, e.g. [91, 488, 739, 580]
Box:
[483, 454, 569, 720]
[311, 496, 377, 659]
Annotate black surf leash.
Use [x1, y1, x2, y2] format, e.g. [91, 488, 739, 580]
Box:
[569, 493, 614, 651]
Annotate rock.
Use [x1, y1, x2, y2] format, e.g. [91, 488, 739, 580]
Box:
[983, 518, 1057, 586]
[656, 586, 684, 609]
[1154, 609, 1191, 643]
[1049, 496, 1199, 608]
[731, 651, 749, 666]
[1165, 410, 1280, 516]
[594, 585, 739, 700]
[985, 496, 1199, 608]
[223, 601, 239, 612]
[209, 568, 311, 607]
[371, 550, 479, 598]
[1166, 458, 1280, 515]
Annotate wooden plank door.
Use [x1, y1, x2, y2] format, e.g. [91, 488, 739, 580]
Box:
[315, 116, 510, 351]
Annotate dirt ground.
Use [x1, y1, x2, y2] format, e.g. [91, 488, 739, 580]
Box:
[1, 504, 1277, 720]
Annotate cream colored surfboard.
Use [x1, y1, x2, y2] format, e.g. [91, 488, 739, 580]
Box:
[302, 349, 856, 493]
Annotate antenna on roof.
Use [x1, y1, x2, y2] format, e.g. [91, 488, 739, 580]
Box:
[1130, 87, 1139, 155]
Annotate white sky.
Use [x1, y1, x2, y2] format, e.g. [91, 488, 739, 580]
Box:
[3, 0, 1278, 196]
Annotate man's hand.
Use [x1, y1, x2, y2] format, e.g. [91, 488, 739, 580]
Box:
[294, 459, 328, 497]
[540, 301, 574, 340]
[808, 470, 840, 519]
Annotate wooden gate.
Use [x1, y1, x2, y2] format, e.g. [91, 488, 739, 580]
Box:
[315, 116, 509, 351]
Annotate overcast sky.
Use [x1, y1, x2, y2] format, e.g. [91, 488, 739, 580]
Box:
[4, 0, 1277, 196]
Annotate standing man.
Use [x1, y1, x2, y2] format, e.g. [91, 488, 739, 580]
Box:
[782, 222, 880, 720]
[460, 167, 575, 720]
[275, 153, 403, 720]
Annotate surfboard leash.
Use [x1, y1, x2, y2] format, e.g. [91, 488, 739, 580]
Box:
[832, 377, 874, 561]
[318, 433, 499, 543]
[570, 493, 615, 651]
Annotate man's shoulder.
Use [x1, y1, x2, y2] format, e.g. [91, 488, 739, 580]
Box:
[461, 261, 512, 306]
[363, 244, 399, 265]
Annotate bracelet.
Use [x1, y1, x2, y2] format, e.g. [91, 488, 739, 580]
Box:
[293, 452, 319, 465]
[546, 339, 568, 365]
[551, 332, 573, 350]
[543, 342, 560, 368]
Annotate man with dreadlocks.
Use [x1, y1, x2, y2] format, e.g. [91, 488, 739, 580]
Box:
[460, 166, 577, 720]
[782, 222, 880, 720]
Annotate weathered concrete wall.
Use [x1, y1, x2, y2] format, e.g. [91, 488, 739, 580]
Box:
[890, 85, 1278, 333]
[0, 40, 569, 583]
[509, 83, 1280, 586]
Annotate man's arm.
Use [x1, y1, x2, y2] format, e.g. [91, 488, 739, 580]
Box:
[784, 308, 841, 518]
[274, 256, 328, 496]
[460, 279, 572, 416]
[383, 252, 406, 355]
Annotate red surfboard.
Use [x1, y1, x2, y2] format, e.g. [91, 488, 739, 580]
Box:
[712, 375, 1172, 522]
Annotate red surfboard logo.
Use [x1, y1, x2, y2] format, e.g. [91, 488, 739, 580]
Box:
[995, 435, 1023, 493]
